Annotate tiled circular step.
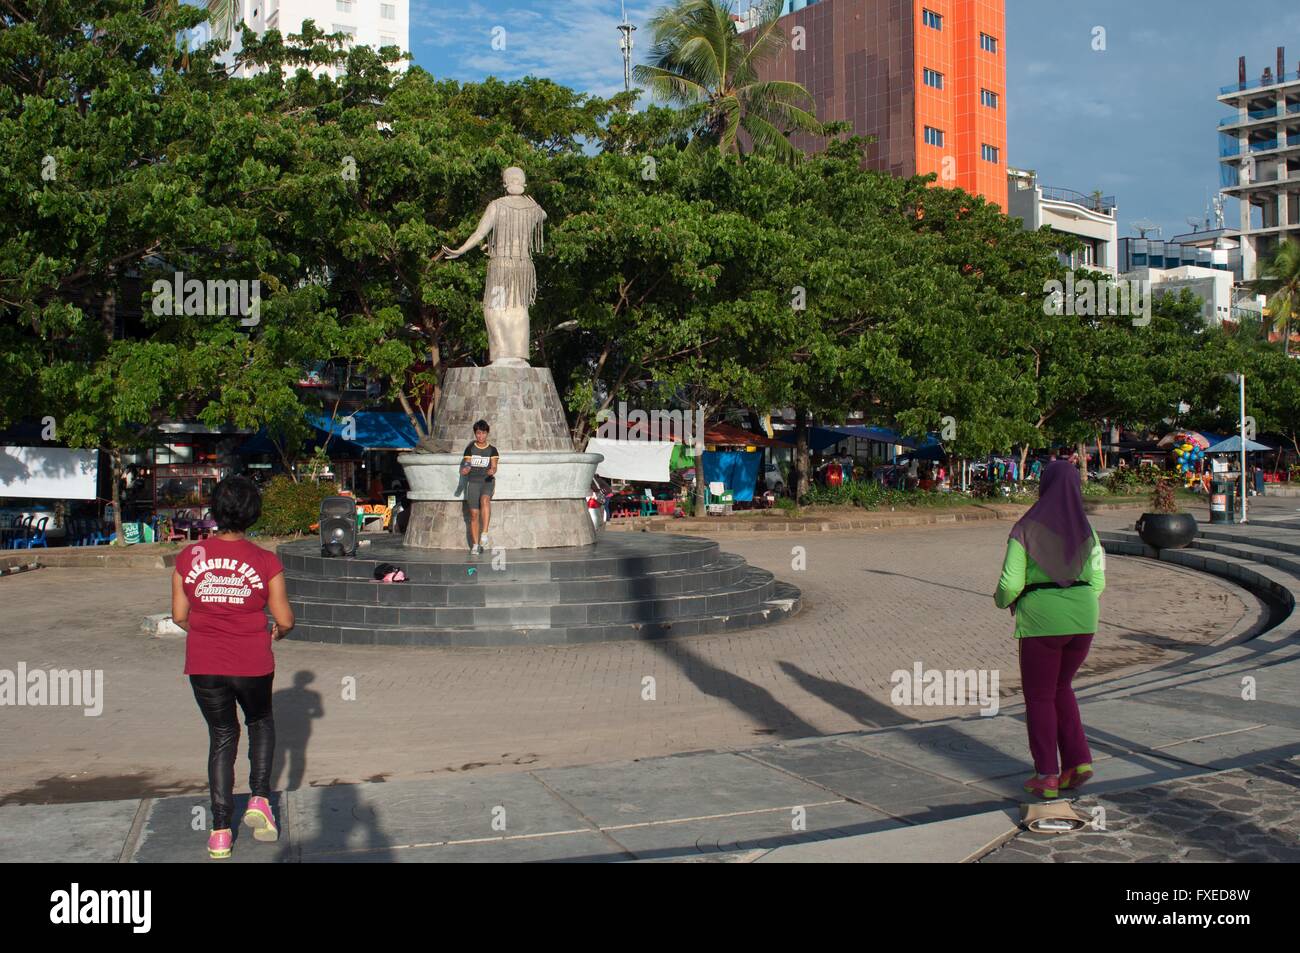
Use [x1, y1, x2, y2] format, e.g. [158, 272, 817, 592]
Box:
[277, 534, 800, 645]
[283, 552, 750, 607]
[278, 533, 720, 583]
[285, 581, 803, 646]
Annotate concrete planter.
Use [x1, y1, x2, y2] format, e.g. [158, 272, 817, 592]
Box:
[1135, 512, 1197, 550]
[401, 451, 603, 502]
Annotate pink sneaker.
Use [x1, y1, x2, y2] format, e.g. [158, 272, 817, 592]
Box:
[1023, 774, 1060, 800]
[208, 828, 233, 859]
[243, 796, 279, 842]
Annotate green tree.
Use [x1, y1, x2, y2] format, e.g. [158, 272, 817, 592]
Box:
[1248, 238, 1300, 356]
[1242, 339, 1300, 458]
[0, 0, 254, 540]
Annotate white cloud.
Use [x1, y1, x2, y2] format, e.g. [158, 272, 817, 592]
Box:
[414, 0, 656, 99]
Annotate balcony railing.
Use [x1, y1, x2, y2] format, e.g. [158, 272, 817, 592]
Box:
[1221, 69, 1300, 95]
[1219, 106, 1282, 126]
[1040, 186, 1116, 213]
[1221, 136, 1291, 158]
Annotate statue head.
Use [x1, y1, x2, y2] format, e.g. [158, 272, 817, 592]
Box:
[502, 166, 527, 195]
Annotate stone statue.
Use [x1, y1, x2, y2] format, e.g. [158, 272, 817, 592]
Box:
[440, 167, 547, 367]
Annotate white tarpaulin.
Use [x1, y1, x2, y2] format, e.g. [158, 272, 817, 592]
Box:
[586, 438, 676, 483]
[0, 447, 99, 500]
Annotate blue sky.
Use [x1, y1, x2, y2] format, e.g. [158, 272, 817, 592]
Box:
[415, 0, 1300, 239]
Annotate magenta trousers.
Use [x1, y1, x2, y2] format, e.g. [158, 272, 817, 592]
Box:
[1018, 634, 1093, 776]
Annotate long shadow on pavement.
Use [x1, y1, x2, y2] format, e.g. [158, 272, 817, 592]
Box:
[777, 661, 917, 728]
[271, 670, 323, 795]
[647, 639, 821, 740]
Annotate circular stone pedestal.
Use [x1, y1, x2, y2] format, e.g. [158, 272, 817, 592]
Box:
[277, 533, 801, 646]
[405, 499, 596, 549]
[402, 450, 602, 549]
[401, 365, 602, 551]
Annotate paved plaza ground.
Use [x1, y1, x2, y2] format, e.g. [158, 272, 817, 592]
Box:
[2, 500, 1298, 863]
[0, 508, 1264, 805]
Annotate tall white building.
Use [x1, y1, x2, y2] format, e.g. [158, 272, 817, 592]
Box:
[209, 0, 409, 79]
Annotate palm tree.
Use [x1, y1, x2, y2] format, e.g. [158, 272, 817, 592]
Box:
[632, 0, 824, 161]
[1248, 238, 1300, 356]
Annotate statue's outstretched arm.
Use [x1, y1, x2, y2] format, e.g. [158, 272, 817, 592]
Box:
[440, 203, 496, 259]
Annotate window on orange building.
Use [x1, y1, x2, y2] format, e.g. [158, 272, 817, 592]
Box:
[981, 144, 999, 163]
[923, 8, 942, 30]
[924, 126, 945, 147]
[923, 68, 944, 89]
[981, 89, 999, 109]
[980, 32, 999, 54]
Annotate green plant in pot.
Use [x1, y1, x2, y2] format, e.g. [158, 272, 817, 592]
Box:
[1135, 475, 1198, 549]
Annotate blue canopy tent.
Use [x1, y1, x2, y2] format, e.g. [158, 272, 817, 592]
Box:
[894, 435, 947, 464]
[1205, 435, 1272, 454]
[808, 425, 921, 453]
[236, 412, 419, 456]
[305, 412, 418, 450]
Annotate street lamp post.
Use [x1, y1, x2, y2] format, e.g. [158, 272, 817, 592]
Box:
[1239, 372, 1247, 523]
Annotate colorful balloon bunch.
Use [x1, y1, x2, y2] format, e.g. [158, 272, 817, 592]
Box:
[1170, 434, 1205, 487]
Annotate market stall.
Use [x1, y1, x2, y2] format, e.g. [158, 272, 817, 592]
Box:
[153, 463, 227, 522]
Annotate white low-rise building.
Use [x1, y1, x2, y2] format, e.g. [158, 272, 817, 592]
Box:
[1008, 168, 1118, 275]
[1121, 264, 1238, 325]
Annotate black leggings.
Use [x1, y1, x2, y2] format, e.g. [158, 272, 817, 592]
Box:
[189, 673, 275, 830]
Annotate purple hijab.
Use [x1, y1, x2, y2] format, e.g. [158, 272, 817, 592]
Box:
[1009, 460, 1095, 587]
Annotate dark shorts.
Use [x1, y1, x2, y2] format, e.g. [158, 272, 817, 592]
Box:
[466, 476, 495, 506]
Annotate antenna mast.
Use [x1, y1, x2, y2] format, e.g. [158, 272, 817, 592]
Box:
[618, 1, 637, 97]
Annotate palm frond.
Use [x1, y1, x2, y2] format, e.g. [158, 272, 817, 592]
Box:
[740, 111, 801, 164]
[632, 63, 712, 106]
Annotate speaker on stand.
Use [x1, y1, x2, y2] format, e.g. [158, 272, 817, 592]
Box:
[320, 496, 359, 557]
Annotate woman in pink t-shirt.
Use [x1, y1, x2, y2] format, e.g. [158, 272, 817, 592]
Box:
[171, 476, 295, 860]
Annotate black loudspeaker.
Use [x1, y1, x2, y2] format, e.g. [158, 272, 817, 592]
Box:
[320, 496, 358, 557]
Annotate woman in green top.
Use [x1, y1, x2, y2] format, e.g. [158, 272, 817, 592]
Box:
[994, 460, 1105, 800]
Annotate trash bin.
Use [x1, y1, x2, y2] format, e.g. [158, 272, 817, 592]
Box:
[1209, 477, 1236, 524]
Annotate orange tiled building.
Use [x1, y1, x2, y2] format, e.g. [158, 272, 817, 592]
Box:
[744, 0, 1008, 208]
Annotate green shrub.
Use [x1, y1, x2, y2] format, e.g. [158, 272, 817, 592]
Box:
[802, 481, 896, 509]
[251, 476, 342, 537]
[774, 496, 799, 513]
[1105, 466, 1162, 495]
[1082, 480, 1109, 497]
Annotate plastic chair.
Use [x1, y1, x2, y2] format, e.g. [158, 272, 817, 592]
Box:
[7, 515, 33, 549]
[13, 516, 48, 549]
[88, 519, 114, 546]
